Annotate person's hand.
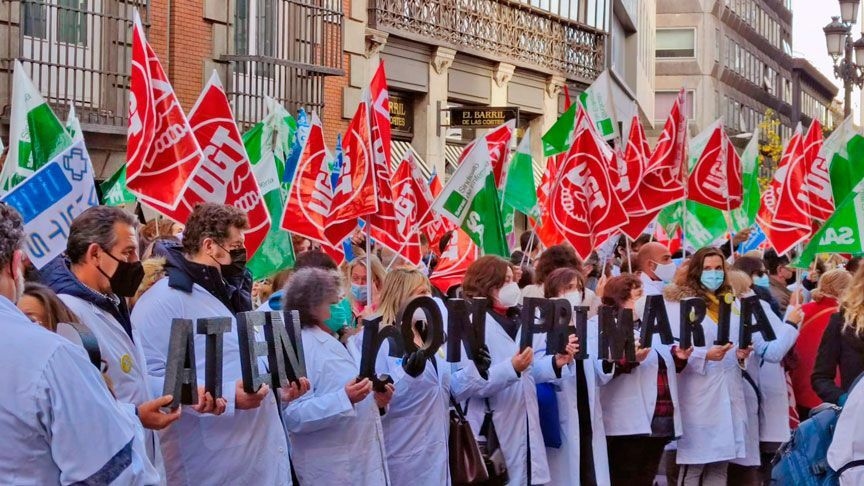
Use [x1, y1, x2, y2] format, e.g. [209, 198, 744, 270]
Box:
[191, 386, 227, 415]
[673, 345, 694, 361]
[137, 395, 182, 430]
[280, 378, 311, 403]
[374, 383, 395, 409]
[511, 347, 534, 373]
[345, 378, 373, 404]
[732, 228, 751, 246]
[790, 287, 804, 307]
[786, 306, 804, 326]
[706, 343, 734, 361]
[235, 380, 270, 410]
[635, 345, 652, 363]
[595, 274, 608, 298]
[555, 335, 579, 368]
[736, 345, 754, 361]
[402, 350, 427, 378]
[474, 345, 492, 373]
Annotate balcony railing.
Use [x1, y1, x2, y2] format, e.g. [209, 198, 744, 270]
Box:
[368, 0, 606, 83]
[221, 0, 344, 129]
[0, 0, 147, 133]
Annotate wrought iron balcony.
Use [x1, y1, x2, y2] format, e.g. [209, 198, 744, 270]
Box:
[0, 0, 147, 134]
[368, 0, 606, 84]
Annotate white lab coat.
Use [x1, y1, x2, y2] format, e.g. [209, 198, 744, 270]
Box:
[58, 294, 166, 481]
[0, 296, 159, 485]
[450, 312, 555, 486]
[533, 316, 612, 486]
[284, 326, 390, 484]
[757, 300, 799, 445]
[828, 375, 864, 485]
[732, 296, 799, 466]
[132, 279, 291, 485]
[666, 295, 749, 465]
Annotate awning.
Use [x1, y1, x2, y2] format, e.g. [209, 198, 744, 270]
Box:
[391, 140, 433, 179]
[444, 144, 464, 174]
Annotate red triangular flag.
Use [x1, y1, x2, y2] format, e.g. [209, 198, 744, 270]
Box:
[757, 126, 810, 255]
[385, 155, 425, 265]
[618, 117, 655, 239]
[430, 229, 478, 294]
[534, 154, 566, 248]
[797, 119, 834, 221]
[638, 89, 688, 214]
[687, 122, 743, 211]
[126, 14, 204, 210]
[142, 73, 271, 257]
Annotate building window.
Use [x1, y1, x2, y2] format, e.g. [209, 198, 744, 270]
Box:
[23, 0, 88, 45]
[656, 29, 696, 58]
[655, 90, 695, 121]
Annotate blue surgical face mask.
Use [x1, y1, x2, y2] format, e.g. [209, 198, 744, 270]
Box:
[753, 274, 770, 288]
[700, 270, 725, 291]
[351, 283, 368, 303]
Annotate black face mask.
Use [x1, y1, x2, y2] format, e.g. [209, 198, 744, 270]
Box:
[216, 244, 247, 279]
[98, 249, 145, 297]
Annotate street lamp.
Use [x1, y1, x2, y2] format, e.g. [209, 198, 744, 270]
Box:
[825, 1, 864, 118]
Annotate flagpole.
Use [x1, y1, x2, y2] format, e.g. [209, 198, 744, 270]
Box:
[520, 224, 538, 268]
[365, 221, 373, 308]
[625, 237, 633, 273]
[723, 137, 736, 259]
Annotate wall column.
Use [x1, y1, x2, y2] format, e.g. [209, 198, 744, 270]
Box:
[413, 47, 456, 176]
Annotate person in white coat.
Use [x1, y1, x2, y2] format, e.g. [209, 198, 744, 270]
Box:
[451, 255, 567, 486]
[371, 267, 452, 486]
[520, 244, 600, 318]
[281, 267, 393, 484]
[828, 371, 864, 485]
[663, 247, 752, 486]
[40, 206, 181, 481]
[535, 267, 615, 486]
[600, 267, 693, 486]
[0, 203, 159, 485]
[133, 203, 301, 485]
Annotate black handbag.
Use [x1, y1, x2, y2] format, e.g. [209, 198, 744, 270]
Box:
[474, 398, 509, 485]
[449, 396, 489, 485]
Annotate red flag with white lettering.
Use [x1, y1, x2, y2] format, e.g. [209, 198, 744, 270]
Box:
[618, 117, 655, 239]
[142, 72, 271, 256]
[430, 229, 478, 294]
[638, 90, 688, 214]
[281, 114, 334, 245]
[797, 119, 834, 221]
[687, 123, 743, 211]
[549, 108, 628, 260]
[757, 127, 811, 255]
[534, 154, 566, 248]
[126, 13, 204, 210]
[385, 157, 424, 265]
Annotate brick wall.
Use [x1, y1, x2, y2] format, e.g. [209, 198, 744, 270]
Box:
[321, 0, 351, 147]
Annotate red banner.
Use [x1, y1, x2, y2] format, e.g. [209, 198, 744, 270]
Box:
[126, 15, 204, 210]
[143, 73, 271, 256]
[687, 124, 743, 211]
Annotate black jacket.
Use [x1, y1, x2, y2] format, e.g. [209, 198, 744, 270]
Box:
[812, 312, 864, 404]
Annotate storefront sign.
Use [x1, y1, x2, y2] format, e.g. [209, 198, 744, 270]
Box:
[390, 92, 414, 135]
[448, 106, 519, 128]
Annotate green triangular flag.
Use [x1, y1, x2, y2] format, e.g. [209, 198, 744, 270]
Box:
[503, 128, 539, 218]
[827, 118, 864, 205]
[795, 186, 864, 268]
[542, 103, 577, 157]
[244, 98, 298, 280]
[100, 165, 137, 207]
[0, 60, 73, 193]
[730, 128, 761, 232]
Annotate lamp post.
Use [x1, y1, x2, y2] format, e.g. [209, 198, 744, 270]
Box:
[825, 0, 864, 118]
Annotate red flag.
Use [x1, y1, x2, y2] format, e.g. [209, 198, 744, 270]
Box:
[383, 157, 423, 265]
[772, 127, 812, 230]
[430, 229, 478, 294]
[638, 90, 687, 214]
[281, 114, 334, 245]
[480, 121, 516, 188]
[796, 119, 834, 221]
[534, 154, 566, 248]
[549, 108, 628, 260]
[142, 73, 271, 256]
[322, 243, 346, 266]
[618, 118, 655, 239]
[757, 127, 810, 255]
[126, 14, 204, 210]
[325, 83, 378, 246]
[687, 123, 743, 211]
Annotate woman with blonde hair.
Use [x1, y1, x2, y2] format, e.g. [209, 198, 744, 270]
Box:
[790, 268, 853, 417]
[346, 254, 387, 320]
[372, 267, 452, 486]
[812, 268, 864, 406]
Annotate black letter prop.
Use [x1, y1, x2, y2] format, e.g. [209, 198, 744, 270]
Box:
[520, 297, 555, 351]
[572, 305, 589, 360]
[713, 294, 734, 346]
[264, 310, 307, 388]
[738, 295, 777, 348]
[598, 306, 636, 362]
[196, 317, 230, 399]
[358, 316, 405, 392]
[236, 312, 271, 393]
[162, 318, 197, 410]
[445, 298, 489, 378]
[397, 296, 445, 377]
[679, 297, 707, 349]
[546, 298, 575, 356]
[640, 295, 674, 348]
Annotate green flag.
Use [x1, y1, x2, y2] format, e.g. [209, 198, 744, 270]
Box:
[578, 70, 619, 140]
[795, 185, 864, 267]
[244, 99, 298, 279]
[542, 103, 577, 157]
[502, 128, 539, 218]
[100, 166, 137, 207]
[66, 105, 84, 142]
[433, 135, 509, 257]
[827, 118, 864, 204]
[0, 60, 73, 193]
[730, 128, 761, 232]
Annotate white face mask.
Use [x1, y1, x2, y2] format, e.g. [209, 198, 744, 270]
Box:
[495, 282, 521, 308]
[563, 290, 582, 308]
[653, 261, 677, 283]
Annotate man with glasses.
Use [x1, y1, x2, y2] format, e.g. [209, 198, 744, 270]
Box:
[133, 203, 298, 485]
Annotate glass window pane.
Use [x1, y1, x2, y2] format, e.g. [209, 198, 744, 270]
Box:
[656, 29, 695, 58]
[23, 1, 48, 39]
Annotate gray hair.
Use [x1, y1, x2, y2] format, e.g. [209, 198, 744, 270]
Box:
[67, 206, 138, 264]
[0, 204, 25, 268]
[281, 268, 341, 327]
